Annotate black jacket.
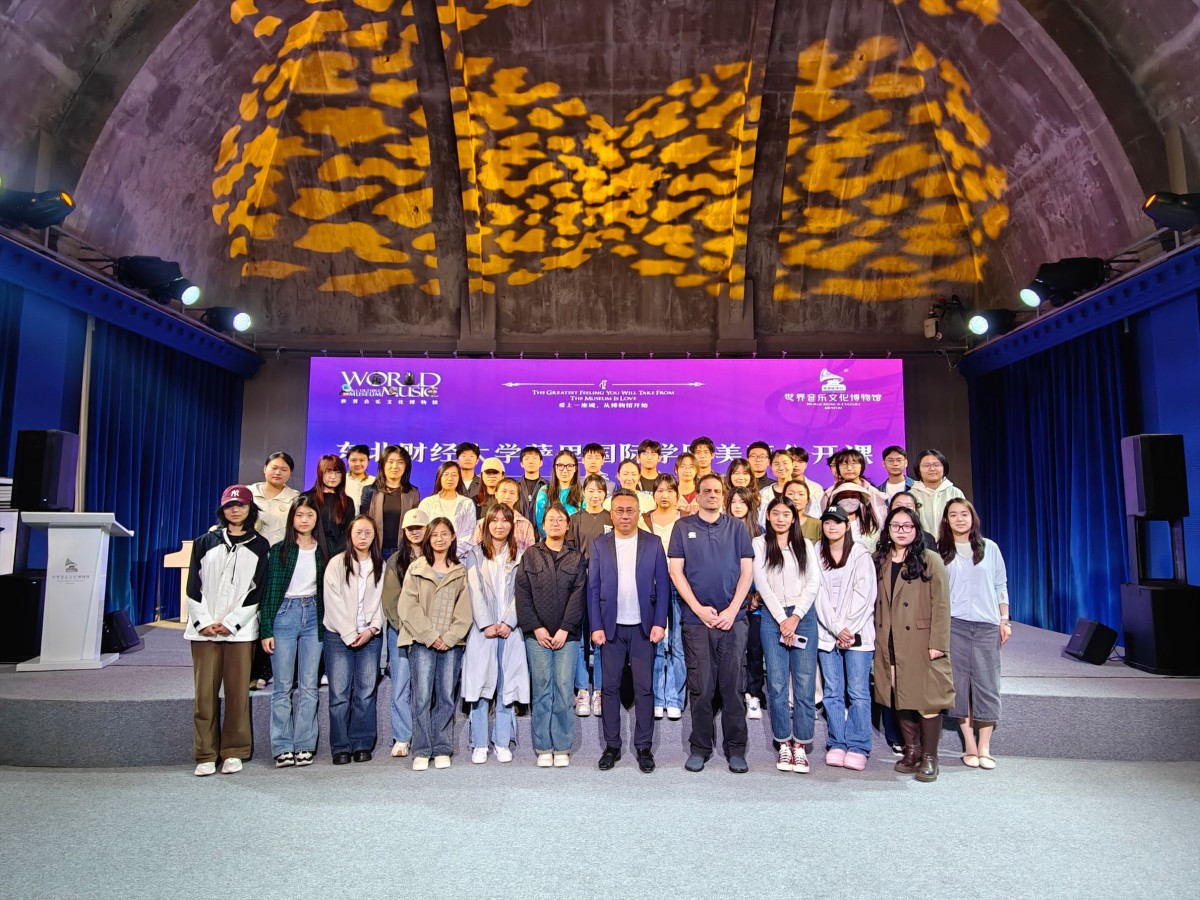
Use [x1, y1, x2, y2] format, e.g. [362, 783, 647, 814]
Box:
[515, 542, 587, 638]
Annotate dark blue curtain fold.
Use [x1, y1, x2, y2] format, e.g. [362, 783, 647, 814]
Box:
[85, 321, 244, 623]
[0, 283, 23, 474]
[968, 325, 1130, 634]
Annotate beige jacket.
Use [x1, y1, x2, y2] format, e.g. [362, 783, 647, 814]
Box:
[396, 556, 473, 649]
[322, 554, 385, 646]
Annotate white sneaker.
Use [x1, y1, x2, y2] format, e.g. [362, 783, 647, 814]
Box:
[746, 695, 763, 719]
[494, 746, 513, 763]
[412, 756, 430, 771]
[654, 706, 665, 719]
[775, 742, 793, 771]
[553, 753, 570, 768]
[433, 754, 452, 769]
[194, 761, 216, 777]
[471, 747, 489, 764]
[591, 691, 602, 717]
[666, 707, 682, 720]
[574, 689, 592, 717]
[536, 752, 554, 768]
[791, 744, 810, 774]
[391, 741, 410, 758]
[220, 757, 243, 775]
[320, 674, 328, 687]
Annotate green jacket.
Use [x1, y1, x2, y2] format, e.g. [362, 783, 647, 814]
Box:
[259, 541, 328, 641]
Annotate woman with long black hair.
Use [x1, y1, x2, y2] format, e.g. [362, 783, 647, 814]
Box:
[418, 460, 479, 559]
[360, 444, 420, 560]
[304, 454, 356, 553]
[380, 508, 429, 759]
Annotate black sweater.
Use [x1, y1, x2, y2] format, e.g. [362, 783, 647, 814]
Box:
[515, 543, 587, 638]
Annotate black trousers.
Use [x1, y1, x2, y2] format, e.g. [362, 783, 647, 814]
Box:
[740, 610, 765, 701]
[600, 624, 656, 752]
[682, 618, 749, 759]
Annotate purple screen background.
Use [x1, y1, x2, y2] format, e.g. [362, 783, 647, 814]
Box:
[305, 358, 906, 490]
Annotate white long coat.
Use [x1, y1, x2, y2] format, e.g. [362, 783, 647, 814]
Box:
[461, 544, 529, 705]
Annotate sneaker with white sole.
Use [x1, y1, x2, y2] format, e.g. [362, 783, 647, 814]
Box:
[553, 753, 570, 768]
[391, 741, 410, 758]
[412, 756, 430, 771]
[654, 706, 665, 719]
[220, 757, 243, 775]
[274, 752, 295, 768]
[574, 689, 592, 717]
[471, 747, 489, 764]
[746, 696, 763, 720]
[494, 746, 513, 763]
[775, 742, 793, 771]
[666, 707, 682, 720]
[433, 755, 451, 769]
[790, 744, 810, 774]
[194, 761, 217, 777]
[591, 691, 602, 717]
[294, 751, 314, 767]
[536, 752, 553, 768]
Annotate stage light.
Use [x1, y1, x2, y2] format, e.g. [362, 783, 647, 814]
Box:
[201, 307, 253, 333]
[115, 256, 201, 305]
[1021, 257, 1108, 308]
[967, 309, 1017, 338]
[1018, 286, 1043, 308]
[1142, 192, 1200, 231]
[0, 187, 76, 229]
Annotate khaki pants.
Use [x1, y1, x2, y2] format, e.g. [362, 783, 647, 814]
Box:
[191, 640, 253, 763]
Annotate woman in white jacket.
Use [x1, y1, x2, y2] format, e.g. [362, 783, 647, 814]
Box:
[910, 449, 966, 536]
[752, 496, 822, 775]
[814, 505, 878, 771]
[322, 515, 385, 765]
[463, 505, 529, 763]
[418, 461, 479, 559]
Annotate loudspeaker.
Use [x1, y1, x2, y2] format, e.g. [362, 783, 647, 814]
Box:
[0, 572, 45, 663]
[1063, 617, 1118, 665]
[13, 430, 79, 512]
[1121, 434, 1189, 519]
[101, 611, 142, 654]
[1120, 583, 1200, 675]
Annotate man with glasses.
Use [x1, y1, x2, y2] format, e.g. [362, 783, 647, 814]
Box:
[746, 441, 774, 491]
[876, 445, 915, 498]
[668, 474, 755, 773]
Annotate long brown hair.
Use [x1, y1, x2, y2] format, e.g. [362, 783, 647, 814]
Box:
[548, 450, 583, 509]
[937, 498, 986, 565]
[480, 504, 518, 561]
[725, 486, 761, 538]
[342, 514, 383, 586]
[309, 454, 351, 522]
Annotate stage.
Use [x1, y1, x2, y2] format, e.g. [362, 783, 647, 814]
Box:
[1, 622, 1197, 768]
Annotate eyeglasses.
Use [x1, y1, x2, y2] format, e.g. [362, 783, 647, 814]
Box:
[919, 462, 942, 470]
[890, 523, 916, 533]
[554, 463, 576, 470]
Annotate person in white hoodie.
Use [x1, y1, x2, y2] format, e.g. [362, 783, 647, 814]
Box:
[752, 495, 821, 775]
[910, 449, 966, 536]
[185, 485, 270, 777]
[813, 505, 878, 771]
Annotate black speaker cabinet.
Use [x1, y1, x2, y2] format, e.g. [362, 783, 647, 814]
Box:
[13, 429, 79, 512]
[1121, 583, 1200, 675]
[1063, 617, 1118, 666]
[1121, 434, 1189, 520]
[101, 611, 142, 654]
[0, 572, 45, 663]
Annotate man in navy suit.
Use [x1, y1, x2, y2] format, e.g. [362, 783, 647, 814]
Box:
[587, 488, 669, 773]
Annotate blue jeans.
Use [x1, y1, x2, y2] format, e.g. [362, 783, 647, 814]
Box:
[653, 591, 686, 708]
[386, 626, 412, 744]
[575, 625, 602, 692]
[760, 609, 818, 744]
[526, 637, 579, 753]
[269, 597, 322, 756]
[819, 647, 874, 754]
[469, 637, 517, 751]
[409, 644, 463, 758]
[323, 633, 381, 755]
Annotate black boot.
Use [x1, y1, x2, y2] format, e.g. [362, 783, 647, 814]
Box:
[894, 712, 922, 774]
[915, 714, 943, 782]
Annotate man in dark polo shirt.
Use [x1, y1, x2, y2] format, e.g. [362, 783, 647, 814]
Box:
[667, 473, 754, 773]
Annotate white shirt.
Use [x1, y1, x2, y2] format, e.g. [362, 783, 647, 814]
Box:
[614, 534, 640, 625]
[947, 539, 1009, 624]
[285, 545, 318, 597]
[344, 473, 371, 510]
[883, 479, 907, 498]
[250, 482, 300, 546]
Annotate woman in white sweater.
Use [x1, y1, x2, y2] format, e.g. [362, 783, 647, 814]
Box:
[752, 496, 822, 775]
[322, 515, 385, 765]
[813, 505, 878, 771]
[418, 461, 479, 560]
[910, 449, 966, 536]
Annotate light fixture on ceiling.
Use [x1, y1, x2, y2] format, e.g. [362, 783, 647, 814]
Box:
[1142, 192, 1200, 232]
[201, 307, 252, 333]
[115, 256, 201, 305]
[0, 184, 76, 229]
[1019, 257, 1109, 309]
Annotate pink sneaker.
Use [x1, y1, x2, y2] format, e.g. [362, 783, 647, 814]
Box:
[843, 751, 868, 771]
[825, 748, 846, 767]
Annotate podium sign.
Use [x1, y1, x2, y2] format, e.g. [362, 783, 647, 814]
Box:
[16, 513, 134, 671]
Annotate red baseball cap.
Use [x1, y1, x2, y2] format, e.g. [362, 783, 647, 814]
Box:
[220, 484, 252, 507]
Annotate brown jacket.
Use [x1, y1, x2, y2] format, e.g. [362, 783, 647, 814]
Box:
[395, 556, 473, 649]
[873, 549, 955, 713]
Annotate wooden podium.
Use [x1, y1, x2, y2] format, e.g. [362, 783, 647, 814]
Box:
[16, 512, 134, 671]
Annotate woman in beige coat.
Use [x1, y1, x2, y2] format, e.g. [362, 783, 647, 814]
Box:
[873, 506, 954, 783]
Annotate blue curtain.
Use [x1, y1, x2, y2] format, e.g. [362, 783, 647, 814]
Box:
[968, 324, 1130, 634]
[85, 320, 244, 623]
[0, 283, 22, 474]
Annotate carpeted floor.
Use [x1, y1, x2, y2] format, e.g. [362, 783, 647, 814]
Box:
[1, 757, 1196, 899]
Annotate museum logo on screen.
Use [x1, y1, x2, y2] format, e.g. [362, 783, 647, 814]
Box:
[339, 370, 442, 399]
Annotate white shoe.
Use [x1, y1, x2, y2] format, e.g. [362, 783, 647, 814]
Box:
[536, 752, 554, 768]
[553, 753, 570, 768]
[320, 674, 328, 687]
[654, 706, 665, 719]
[433, 754, 452, 769]
[471, 747, 489, 764]
[746, 695, 763, 720]
[194, 761, 216, 777]
[412, 756, 430, 771]
[791, 744, 810, 774]
[494, 746, 513, 763]
[666, 707, 682, 720]
[220, 757, 243, 775]
[776, 742, 793, 771]
[574, 689, 592, 717]
[391, 741, 409, 758]
[591, 691, 602, 717]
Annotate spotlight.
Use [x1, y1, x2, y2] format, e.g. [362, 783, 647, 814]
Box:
[1021, 257, 1108, 308]
[967, 309, 1017, 337]
[201, 307, 253, 333]
[115, 256, 201, 305]
[0, 187, 76, 229]
[1142, 192, 1200, 232]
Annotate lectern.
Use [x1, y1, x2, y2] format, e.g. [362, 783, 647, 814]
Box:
[16, 512, 134, 671]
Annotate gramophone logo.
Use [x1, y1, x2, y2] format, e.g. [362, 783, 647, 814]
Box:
[51, 556, 89, 584]
[819, 368, 847, 393]
[64, 558, 78, 573]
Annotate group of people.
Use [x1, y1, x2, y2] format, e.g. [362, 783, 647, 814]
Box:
[185, 438, 1011, 781]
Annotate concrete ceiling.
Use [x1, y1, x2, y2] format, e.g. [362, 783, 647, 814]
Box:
[1, 0, 1195, 352]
